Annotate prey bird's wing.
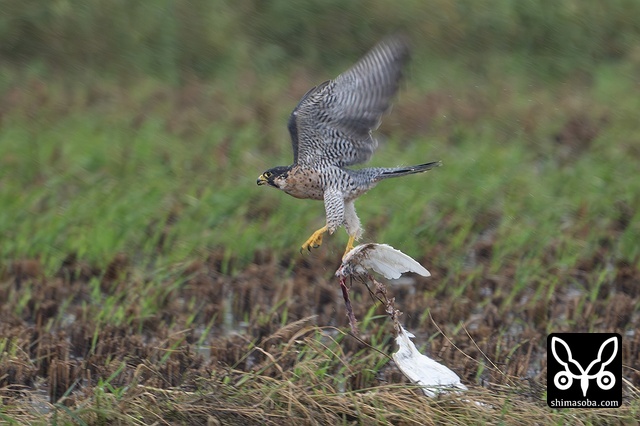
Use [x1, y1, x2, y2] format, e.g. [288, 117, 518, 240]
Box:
[289, 35, 410, 167]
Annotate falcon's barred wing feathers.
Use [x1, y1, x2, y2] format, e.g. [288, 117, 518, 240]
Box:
[289, 36, 410, 167]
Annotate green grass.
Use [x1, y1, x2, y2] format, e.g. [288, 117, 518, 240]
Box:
[4, 0, 640, 80]
[2, 58, 638, 274]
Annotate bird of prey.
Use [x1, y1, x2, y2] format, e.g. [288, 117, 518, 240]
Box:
[257, 35, 441, 257]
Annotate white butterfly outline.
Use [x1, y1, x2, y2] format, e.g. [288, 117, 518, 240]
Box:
[551, 336, 618, 397]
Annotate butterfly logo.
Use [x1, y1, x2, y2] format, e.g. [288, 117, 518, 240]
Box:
[551, 336, 618, 397]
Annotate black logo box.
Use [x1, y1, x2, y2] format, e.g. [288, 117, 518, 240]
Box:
[547, 333, 622, 408]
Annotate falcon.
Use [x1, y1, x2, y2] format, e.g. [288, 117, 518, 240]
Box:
[257, 35, 440, 257]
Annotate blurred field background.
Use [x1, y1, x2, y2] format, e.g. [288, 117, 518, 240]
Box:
[1, 1, 640, 424]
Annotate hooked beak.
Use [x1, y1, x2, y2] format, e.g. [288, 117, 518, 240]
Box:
[257, 174, 268, 185]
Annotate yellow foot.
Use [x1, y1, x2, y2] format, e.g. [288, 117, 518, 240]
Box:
[343, 235, 356, 259]
[301, 226, 328, 252]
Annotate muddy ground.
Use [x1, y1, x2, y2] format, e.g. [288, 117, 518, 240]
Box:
[1, 243, 639, 416]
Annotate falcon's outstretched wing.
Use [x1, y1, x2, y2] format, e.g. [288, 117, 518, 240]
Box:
[289, 35, 410, 167]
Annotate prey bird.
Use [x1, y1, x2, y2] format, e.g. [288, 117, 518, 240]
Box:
[257, 35, 441, 257]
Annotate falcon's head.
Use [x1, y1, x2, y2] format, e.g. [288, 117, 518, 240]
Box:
[257, 166, 291, 190]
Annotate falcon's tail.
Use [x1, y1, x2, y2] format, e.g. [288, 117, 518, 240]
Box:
[378, 161, 441, 180]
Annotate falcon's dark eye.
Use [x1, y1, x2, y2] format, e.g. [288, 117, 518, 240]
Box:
[264, 171, 272, 178]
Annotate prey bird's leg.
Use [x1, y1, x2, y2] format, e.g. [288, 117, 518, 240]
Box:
[300, 225, 328, 252]
[339, 276, 358, 335]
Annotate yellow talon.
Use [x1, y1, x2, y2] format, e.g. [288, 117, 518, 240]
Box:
[343, 235, 356, 258]
[301, 226, 328, 252]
